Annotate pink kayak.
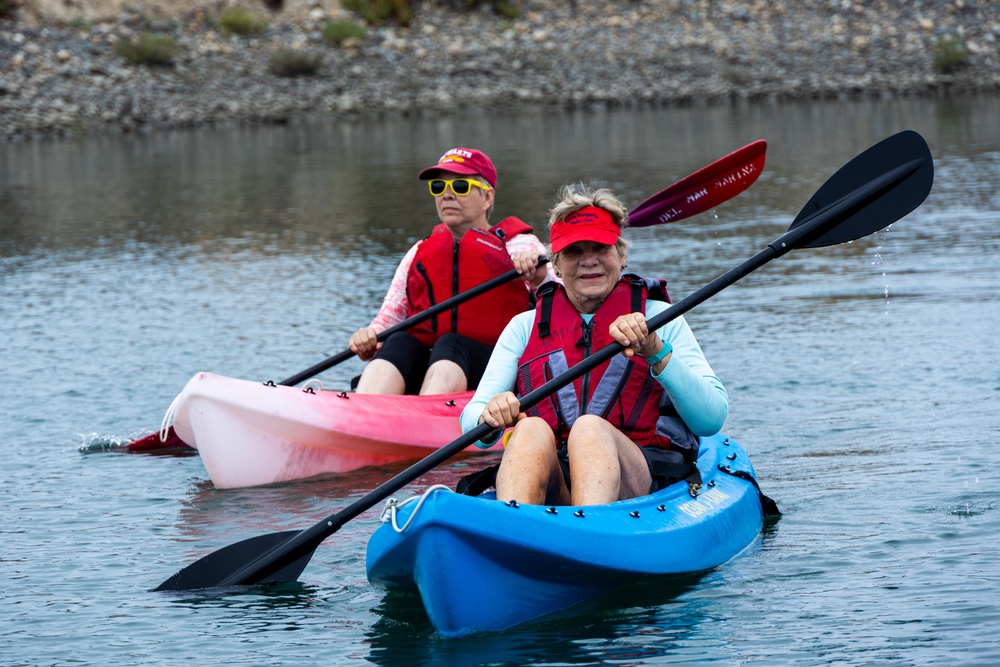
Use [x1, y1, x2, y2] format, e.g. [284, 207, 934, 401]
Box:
[165, 372, 496, 489]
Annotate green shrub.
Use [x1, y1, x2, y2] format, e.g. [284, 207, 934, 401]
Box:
[323, 19, 367, 45]
[462, 0, 519, 19]
[268, 49, 322, 77]
[491, 0, 519, 19]
[69, 16, 94, 31]
[113, 33, 177, 66]
[933, 35, 969, 74]
[342, 0, 411, 27]
[218, 6, 269, 36]
[339, 0, 516, 26]
[1, 0, 17, 20]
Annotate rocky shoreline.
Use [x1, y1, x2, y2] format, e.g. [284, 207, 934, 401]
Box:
[2, 0, 999, 142]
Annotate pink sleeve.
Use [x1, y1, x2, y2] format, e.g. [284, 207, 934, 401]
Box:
[369, 242, 419, 333]
[505, 232, 559, 288]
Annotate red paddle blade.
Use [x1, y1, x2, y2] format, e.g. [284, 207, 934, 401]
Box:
[124, 426, 192, 453]
[629, 140, 767, 227]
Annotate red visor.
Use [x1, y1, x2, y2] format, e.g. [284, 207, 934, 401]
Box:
[549, 206, 621, 253]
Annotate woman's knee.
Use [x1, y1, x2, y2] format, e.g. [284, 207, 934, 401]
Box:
[567, 415, 617, 448]
[434, 332, 465, 347]
[497, 417, 563, 504]
[505, 417, 557, 454]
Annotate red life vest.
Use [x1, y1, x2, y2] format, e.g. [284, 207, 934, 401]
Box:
[515, 276, 699, 455]
[406, 216, 534, 347]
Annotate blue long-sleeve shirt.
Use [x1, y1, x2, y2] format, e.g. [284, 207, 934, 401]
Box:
[459, 299, 729, 447]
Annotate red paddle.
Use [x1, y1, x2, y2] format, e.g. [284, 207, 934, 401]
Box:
[629, 139, 767, 226]
[124, 140, 767, 453]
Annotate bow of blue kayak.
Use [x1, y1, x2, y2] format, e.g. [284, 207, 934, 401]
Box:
[365, 433, 766, 637]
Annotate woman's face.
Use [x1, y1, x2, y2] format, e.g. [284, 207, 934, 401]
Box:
[432, 175, 494, 235]
[553, 241, 625, 314]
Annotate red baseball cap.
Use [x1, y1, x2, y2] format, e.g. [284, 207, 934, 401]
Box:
[418, 147, 497, 188]
[549, 206, 622, 253]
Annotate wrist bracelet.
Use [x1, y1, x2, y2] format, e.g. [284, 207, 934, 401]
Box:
[644, 341, 672, 366]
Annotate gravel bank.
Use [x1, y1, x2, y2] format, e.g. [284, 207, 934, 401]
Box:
[2, 0, 999, 141]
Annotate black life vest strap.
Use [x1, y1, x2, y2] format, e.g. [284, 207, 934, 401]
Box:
[456, 463, 501, 496]
[629, 275, 645, 314]
[535, 281, 558, 338]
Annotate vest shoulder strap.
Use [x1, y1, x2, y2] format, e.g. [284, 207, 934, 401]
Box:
[535, 281, 559, 338]
[533, 274, 669, 340]
[623, 273, 670, 304]
[491, 216, 534, 241]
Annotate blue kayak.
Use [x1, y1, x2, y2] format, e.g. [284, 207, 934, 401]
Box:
[365, 433, 767, 637]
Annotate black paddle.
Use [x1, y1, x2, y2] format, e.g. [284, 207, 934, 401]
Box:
[154, 130, 932, 592]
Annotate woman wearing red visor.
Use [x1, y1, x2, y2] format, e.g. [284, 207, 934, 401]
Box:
[460, 184, 729, 506]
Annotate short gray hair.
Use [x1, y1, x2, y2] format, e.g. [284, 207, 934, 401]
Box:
[547, 183, 631, 255]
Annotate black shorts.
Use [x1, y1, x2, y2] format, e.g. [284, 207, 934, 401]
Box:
[556, 441, 694, 494]
[371, 331, 493, 395]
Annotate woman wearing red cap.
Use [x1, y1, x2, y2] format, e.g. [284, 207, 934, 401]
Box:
[459, 184, 729, 506]
[348, 148, 552, 395]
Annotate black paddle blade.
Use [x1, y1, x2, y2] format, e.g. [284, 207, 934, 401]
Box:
[789, 130, 933, 248]
[154, 530, 311, 592]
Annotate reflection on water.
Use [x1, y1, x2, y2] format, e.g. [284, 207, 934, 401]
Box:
[2, 94, 999, 666]
[3, 95, 998, 262]
[171, 456, 496, 535]
[365, 574, 710, 667]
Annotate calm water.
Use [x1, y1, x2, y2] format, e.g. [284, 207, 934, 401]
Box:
[2, 96, 999, 666]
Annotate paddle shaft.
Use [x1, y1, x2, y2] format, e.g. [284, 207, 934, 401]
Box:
[212, 147, 927, 588]
[279, 258, 547, 387]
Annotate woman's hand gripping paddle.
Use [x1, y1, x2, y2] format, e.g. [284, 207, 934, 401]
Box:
[154, 131, 931, 592]
[128, 141, 768, 453]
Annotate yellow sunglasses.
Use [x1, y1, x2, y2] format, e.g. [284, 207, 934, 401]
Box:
[427, 177, 490, 197]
